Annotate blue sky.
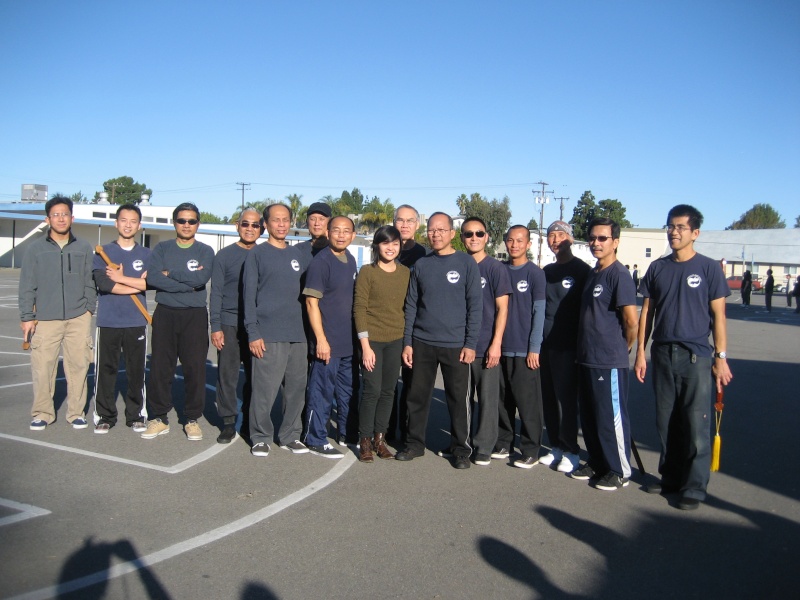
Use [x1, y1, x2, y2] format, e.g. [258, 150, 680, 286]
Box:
[1, 1, 798, 230]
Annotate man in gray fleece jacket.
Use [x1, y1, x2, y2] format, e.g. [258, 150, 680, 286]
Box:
[19, 196, 96, 431]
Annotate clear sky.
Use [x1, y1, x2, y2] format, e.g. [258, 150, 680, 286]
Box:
[1, 1, 798, 231]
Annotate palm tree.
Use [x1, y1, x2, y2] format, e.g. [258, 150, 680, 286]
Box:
[360, 197, 395, 233]
[285, 193, 304, 227]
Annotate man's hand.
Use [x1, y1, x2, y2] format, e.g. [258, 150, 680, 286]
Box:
[712, 359, 733, 393]
[402, 346, 413, 368]
[485, 342, 501, 369]
[526, 352, 540, 370]
[20, 320, 36, 339]
[249, 338, 265, 359]
[460, 348, 476, 364]
[106, 265, 125, 283]
[315, 338, 331, 364]
[211, 331, 224, 351]
[634, 353, 647, 383]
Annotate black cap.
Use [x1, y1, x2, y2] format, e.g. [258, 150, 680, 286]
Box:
[307, 202, 332, 218]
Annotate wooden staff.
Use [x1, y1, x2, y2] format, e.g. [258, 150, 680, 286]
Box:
[95, 245, 152, 324]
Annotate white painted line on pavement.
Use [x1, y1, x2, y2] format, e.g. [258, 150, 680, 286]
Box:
[0, 498, 51, 527]
[7, 455, 355, 600]
[0, 351, 33, 356]
[0, 363, 30, 369]
[0, 432, 232, 474]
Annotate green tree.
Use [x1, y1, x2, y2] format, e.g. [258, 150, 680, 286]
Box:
[569, 191, 596, 240]
[526, 217, 539, 231]
[285, 193, 304, 227]
[94, 176, 152, 205]
[452, 228, 467, 253]
[454, 193, 512, 256]
[334, 188, 365, 216]
[727, 203, 786, 229]
[359, 196, 395, 233]
[199, 212, 228, 224]
[70, 191, 89, 204]
[595, 199, 632, 229]
[230, 198, 278, 223]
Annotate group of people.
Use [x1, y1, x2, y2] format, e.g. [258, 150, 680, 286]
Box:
[19, 196, 732, 511]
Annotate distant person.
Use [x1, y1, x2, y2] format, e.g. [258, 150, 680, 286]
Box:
[353, 225, 410, 462]
[571, 217, 638, 491]
[92, 204, 151, 434]
[396, 212, 482, 469]
[209, 208, 262, 444]
[632, 264, 640, 292]
[793, 278, 800, 313]
[143, 202, 214, 441]
[765, 269, 775, 312]
[635, 204, 733, 511]
[303, 216, 359, 458]
[19, 195, 96, 431]
[741, 270, 752, 307]
[787, 276, 793, 308]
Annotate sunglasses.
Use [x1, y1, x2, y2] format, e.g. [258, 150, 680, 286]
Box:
[462, 230, 486, 239]
[588, 235, 612, 242]
[175, 218, 199, 225]
[239, 221, 261, 229]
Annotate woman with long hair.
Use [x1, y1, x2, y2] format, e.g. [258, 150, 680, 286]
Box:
[353, 225, 411, 462]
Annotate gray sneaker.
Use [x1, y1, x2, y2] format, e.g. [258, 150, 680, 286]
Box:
[251, 442, 270, 457]
[280, 440, 310, 454]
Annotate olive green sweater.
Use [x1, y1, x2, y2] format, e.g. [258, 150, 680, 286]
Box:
[353, 263, 410, 343]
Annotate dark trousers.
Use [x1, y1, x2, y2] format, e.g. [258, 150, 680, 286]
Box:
[578, 365, 632, 478]
[359, 339, 402, 438]
[497, 356, 543, 458]
[405, 341, 471, 457]
[95, 326, 147, 427]
[651, 343, 712, 500]
[215, 323, 252, 426]
[469, 360, 501, 456]
[766, 292, 773, 311]
[388, 366, 412, 441]
[147, 305, 209, 423]
[540, 346, 580, 455]
[305, 355, 358, 446]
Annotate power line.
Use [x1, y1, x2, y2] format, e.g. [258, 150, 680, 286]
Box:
[236, 182, 251, 213]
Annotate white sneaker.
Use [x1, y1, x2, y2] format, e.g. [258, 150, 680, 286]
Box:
[557, 452, 580, 473]
[539, 448, 563, 466]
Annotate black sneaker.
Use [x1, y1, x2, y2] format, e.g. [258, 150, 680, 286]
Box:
[452, 455, 470, 470]
[473, 453, 491, 466]
[435, 447, 453, 458]
[395, 447, 425, 461]
[250, 442, 270, 457]
[594, 472, 629, 491]
[513, 456, 540, 469]
[490, 447, 510, 460]
[280, 440, 310, 454]
[216, 425, 237, 444]
[308, 443, 344, 459]
[569, 464, 598, 480]
[678, 496, 701, 511]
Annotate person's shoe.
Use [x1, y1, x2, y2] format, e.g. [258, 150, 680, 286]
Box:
[71, 418, 89, 429]
[130, 421, 147, 433]
[513, 456, 540, 469]
[251, 442, 270, 457]
[373, 433, 394, 460]
[678, 496, 701, 511]
[279, 440, 310, 454]
[569, 463, 597, 480]
[308, 443, 344, 459]
[435, 447, 453, 458]
[646, 480, 680, 494]
[539, 447, 563, 467]
[336, 435, 351, 448]
[30, 419, 47, 431]
[491, 447, 510, 460]
[594, 472, 629, 491]
[557, 452, 580, 473]
[453, 455, 470, 469]
[395, 447, 425, 461]
[141, 419, 169, 439]
[184, 420, 203, 441]
[473, 453, 491, 466]
[216, 424, 237, 444]
[359, 437, 374, 463]
[94, 422, 111, 434]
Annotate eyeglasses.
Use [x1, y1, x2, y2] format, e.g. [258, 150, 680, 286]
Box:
[462, 230, 486, 239]
[239, 221, 261, 229]
[666, 224, 692, 233]
[588, 235, 612, 243]
[49, 213, 71, 219]
[428, 229, 451, 236]
[395, 218, 418, 224]
[175, 218, 199, 225]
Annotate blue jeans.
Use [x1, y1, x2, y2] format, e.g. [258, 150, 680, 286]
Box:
[305, 355, 358, 447]
[651, 343, 713, 500]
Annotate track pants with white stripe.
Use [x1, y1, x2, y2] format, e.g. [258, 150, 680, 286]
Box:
[578, 365, 632, 479]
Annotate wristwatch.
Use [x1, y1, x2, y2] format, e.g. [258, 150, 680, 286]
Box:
[714, 351, 727, 359]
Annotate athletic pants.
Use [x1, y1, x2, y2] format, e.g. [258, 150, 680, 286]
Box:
[497, 356, 543, 459]
[540, 346, 580, 455]
[305, 355, 358, 447]
[215, 323, 252, 426]
[95, 325, 147, 427]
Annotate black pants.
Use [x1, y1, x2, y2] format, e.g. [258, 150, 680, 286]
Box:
[147, 305, 209, 423]
[388, 365, 412, 441]
[95, 326, 147, 427]
[215, 323, 252, 426]
[359, 339, 402, 438]
[540, 346, 580, 455]
[405, 341, 471, 457]
[497, 356, 543, 458]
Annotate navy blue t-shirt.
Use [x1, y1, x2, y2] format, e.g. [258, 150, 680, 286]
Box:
[577, 260, 637, 369]
[303, 247, 358, 358]
[640, 252, 730, 357]
[475, 256, 513, 357]
[501, 261, 546, 355]
[543, 257, 592, 350]
[93, 242, 151, 328]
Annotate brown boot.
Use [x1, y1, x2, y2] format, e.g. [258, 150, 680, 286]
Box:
[373, 433, 394, 460]
[359, 437, 374, 463]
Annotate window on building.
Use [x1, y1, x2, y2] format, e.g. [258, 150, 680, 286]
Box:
[156, 217, 168, 224]
[142, 216, 154, 223]
[92, 212, 107, 218]
[789, 266, 797, 275]
[645, 247, 651, 258]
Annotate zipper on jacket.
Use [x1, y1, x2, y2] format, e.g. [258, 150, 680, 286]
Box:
[61, 249, 66, 319]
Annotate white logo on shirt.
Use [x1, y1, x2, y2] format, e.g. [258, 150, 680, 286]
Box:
[132, 259, 144, 271]
[447, 270, 461, 284]
[562, 276, 575, 289]
[517, 280, 529, 292]
[291, 259, 300, 272]
[593, 284, 603, 297]
[481, 277, 487, 289]
[687, 274, 702, 288]
[353, 272, 357, 280]
[187, 259, 199, 271]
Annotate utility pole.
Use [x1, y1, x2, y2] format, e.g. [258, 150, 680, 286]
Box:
[554, 196, 569, 221]
[533, 181, 553, 267]
[236, 182, 251, 213]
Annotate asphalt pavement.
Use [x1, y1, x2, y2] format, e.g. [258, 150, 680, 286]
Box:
[0, 269, 797, 600]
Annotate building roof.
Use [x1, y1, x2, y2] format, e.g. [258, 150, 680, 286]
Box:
[693, 229, 800, 265]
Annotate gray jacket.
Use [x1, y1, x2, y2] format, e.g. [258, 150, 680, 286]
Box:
[19, 232, 97, 322]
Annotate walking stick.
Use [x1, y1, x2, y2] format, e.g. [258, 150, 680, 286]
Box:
[630, 437, 647, 476]
[711, 390, 724, 472]
[95, 245, 152, 324]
